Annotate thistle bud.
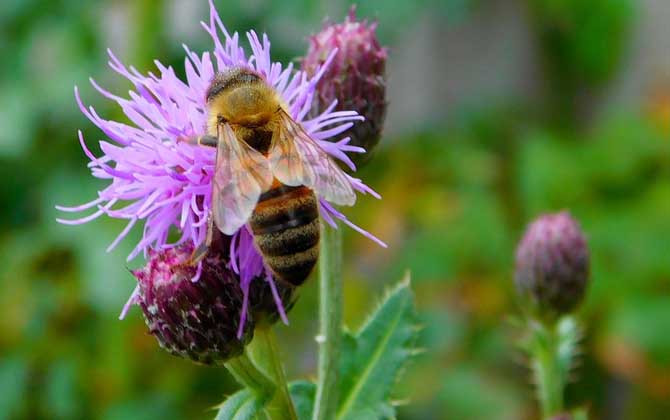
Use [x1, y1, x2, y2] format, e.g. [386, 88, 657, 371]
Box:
[134, 244, 253, 365]
[514, 211, 590, 317]
[303, 7, 388, 168]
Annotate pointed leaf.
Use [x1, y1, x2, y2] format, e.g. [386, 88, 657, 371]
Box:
[215, 389, 267, 420]
[289, 380, 316, 420]
[336, 277, 419, 420]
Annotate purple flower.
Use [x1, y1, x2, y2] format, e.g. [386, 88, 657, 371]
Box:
[134, 243, 253, 364]
[57, 1, 385, 332]
[302, 7, 388, 168]
[515, 211, 590, 316]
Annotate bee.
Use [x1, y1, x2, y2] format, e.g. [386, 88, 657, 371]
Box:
[185, 67, 356, 286]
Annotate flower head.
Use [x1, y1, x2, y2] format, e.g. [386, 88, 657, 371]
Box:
[302, 6, 388, 168]
[134, 243, 252, 364]
[57, 1, 385, 331]
[514, 211, 590, 317]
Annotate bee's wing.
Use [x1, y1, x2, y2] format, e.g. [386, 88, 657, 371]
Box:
[212, 124, 273, 235]
[269, 109, 356, 206]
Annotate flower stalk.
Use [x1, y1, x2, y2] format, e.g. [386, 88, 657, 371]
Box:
[312, 224, 343, 420]
[522, 315, 582, 420]
[225, 352, 276, 400]
[530, 320, 564, 418]
[249, 326, 298, 420]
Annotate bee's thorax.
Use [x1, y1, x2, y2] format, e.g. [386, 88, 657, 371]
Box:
[206, 67, 279, 137]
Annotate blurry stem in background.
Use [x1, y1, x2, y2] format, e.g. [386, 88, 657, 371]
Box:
[250, 327, 298, 420]
[525, 316, 581, 419]
[532, 324, 564, 418]
[132, 0, 166, 68]
[312, 224, 343, 420]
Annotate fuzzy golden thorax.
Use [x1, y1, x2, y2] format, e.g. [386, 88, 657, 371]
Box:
[205, 67, 280, 134]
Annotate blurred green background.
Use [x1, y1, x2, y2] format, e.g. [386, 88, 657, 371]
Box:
[1, 0, 669, 419]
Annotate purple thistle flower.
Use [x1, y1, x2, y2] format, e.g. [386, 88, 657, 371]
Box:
[57, 1, 385, 332]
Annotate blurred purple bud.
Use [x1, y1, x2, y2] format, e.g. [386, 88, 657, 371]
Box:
[515, 211, 590, 316]
[134, 243, 253, 365]
[302, 6, 388, 168]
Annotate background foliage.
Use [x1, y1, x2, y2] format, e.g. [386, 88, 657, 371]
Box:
[1, 0, 668, 419]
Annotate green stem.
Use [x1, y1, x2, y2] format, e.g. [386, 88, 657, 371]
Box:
[530, 320, 565, 419]
[312, 224, 343, 420]
[252, 327, 298, 420]
[225, 352, 276, 399]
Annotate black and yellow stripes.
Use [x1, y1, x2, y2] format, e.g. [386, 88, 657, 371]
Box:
[249, 183, 320, 286]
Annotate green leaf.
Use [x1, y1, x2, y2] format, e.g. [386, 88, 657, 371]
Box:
[289, 381, 316, 420]
[214, 389, 267, 420]
[336, 276, 419, 420]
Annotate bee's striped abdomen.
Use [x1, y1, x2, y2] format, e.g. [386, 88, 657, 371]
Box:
[249, 183, 320, 286]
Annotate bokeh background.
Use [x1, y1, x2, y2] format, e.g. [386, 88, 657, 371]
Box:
[1, 0, 669, 419]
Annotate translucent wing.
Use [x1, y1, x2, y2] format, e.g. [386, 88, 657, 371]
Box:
[212, 124, 273, 235]
[269, 109, 356, 206]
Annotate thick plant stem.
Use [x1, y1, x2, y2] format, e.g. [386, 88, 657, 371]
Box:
[312, 224, 343, 420]
[225, 352, 276, 399]
[252, 327, 298, 420]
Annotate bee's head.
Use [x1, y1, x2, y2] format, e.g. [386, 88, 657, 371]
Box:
[206, 67, 278, 129]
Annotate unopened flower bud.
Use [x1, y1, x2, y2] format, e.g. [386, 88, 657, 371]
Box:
[514, 211, 590, 317]
[134, 244, 253, 365]
[303, 7, 388, 168]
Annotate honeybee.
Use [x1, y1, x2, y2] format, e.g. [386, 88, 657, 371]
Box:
[186, 67, 356, 286]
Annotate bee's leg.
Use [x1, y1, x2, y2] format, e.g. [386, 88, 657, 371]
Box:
[180, 134, 218, 147]
[198, 135, 219, 147]
[189, 214, 215, 265]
